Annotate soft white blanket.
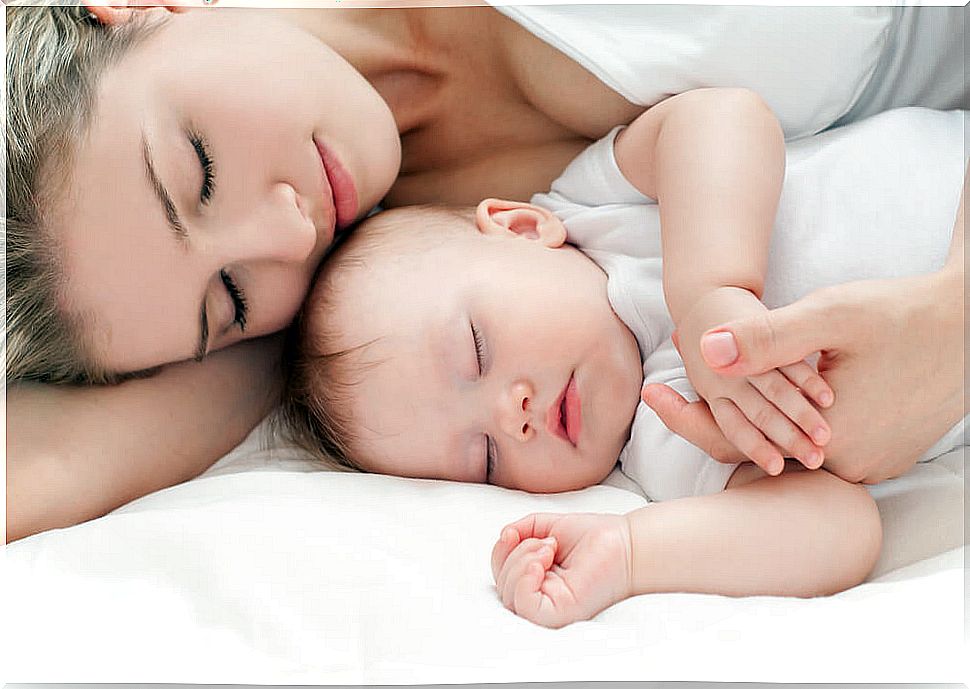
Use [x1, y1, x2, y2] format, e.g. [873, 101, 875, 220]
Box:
[4, 418, 965, 684]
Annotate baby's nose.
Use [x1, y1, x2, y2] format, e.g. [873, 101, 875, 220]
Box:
[499, 380, 535, 442]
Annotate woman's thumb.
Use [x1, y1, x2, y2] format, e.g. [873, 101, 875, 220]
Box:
[700, 294, 841, 377]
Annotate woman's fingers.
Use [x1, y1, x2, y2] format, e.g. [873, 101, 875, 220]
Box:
[779, 361, 834, 408]
[700, 290, 847, 376]
[641, 384, 747, 463]
[748, 367, 831, 448]
[84, 0, 215, 25]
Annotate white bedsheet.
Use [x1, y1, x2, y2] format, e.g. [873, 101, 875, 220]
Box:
[3, 420, 966, 684]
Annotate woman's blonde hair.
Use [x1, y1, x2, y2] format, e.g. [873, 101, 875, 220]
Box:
[5, 2, 165, 383]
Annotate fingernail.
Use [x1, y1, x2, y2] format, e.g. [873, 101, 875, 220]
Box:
[812, 426, 829, 445]
[701, 331, 739, 367]
[808, 450, 823, 468]
[543, 536, 556, 545]
[819, 391, 834, 407]
[538, 546, 552, 557]
[502, 528, 515, 543]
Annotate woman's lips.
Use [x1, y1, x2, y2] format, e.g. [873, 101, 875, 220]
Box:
[313, 137, 359, 231]
[546, 373, 582, 447]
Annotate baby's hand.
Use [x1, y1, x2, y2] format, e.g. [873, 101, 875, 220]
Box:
[490, 512, 633, 629]
[667, 287, 834, 475]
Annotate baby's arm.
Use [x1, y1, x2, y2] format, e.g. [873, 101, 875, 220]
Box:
[613, 88, 832, 473]
[491, 462, 881, 628]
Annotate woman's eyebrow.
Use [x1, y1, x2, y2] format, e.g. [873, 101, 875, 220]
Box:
[194, 301, 209, 363]
[140, 132, 209, 360]
[140, 133, 188, 243]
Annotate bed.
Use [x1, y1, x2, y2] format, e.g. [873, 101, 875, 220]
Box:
[4, 415, 965, 684]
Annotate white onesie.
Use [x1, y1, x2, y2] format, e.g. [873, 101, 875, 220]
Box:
[532, 108, 967, 501]
[491, 4, 967, 140]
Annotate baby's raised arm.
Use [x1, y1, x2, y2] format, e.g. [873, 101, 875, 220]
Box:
[612, 88, 833, 473]
[491, 462, 882, 628]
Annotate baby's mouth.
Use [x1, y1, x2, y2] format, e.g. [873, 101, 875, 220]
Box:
[546, 373, 582, 447]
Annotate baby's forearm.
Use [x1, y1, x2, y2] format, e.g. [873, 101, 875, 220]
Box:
[625, 465, 882, 598]
[615, 88, 785, 324]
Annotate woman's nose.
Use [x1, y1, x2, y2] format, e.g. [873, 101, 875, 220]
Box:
[223, 183, 318, 265]
[497, 380, 536, 443]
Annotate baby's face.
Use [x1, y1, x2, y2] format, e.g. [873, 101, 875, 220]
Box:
[329, 213, 643, 492]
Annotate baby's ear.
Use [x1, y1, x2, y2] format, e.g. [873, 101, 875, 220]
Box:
[475, 198, 566, 248]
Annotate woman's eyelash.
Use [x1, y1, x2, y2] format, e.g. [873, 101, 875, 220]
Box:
[189, 131, 216, 205]
[220, 269, 248, 332]
[471, 321, 486, 375]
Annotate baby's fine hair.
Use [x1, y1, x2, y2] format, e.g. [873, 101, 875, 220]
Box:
[5, 2, 165, 383]
[278, 204, 475, 471]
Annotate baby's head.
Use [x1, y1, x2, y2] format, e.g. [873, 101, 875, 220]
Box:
[282, 200, 642, 492]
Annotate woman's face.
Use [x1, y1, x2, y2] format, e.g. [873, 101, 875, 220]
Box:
[58, 9, 401, 373]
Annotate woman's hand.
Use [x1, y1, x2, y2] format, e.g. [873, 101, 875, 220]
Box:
[490, 512, 633, 628]
[644, 269, 964, 484]
[83, 0, 216, 25]
[669, 286, 832, 475]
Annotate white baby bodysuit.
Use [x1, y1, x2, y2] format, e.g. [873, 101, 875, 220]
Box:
[532, 107, 966, 501]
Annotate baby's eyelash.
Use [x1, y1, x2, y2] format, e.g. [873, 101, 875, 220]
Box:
[485, 434, 497, 482]
[471, 321, 486, 375]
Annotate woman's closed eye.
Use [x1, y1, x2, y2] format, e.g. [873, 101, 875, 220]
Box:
[188, 130, 216, 206]
[220, 269, 248, 332]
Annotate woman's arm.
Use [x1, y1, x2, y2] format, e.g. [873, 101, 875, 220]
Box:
[642, 167, 967, 483]
[6, 335, 282, 542]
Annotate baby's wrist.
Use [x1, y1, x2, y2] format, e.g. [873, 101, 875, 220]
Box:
[677, 286, 766, 335]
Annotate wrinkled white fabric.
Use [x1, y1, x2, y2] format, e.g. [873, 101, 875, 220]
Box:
[492, 4, 967, 139]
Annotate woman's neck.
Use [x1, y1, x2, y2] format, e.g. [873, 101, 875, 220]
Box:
[284, 7, 497, 136]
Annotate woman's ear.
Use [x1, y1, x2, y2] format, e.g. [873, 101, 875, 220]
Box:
[84, 0, 214, 25]
[474, 198, 566, 248]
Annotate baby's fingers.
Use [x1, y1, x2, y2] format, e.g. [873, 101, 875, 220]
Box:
[490, 526, 523, 582]
[511, 563, 554, 624]
[748, 367, 830, 454]
[497, 538, 556, 610]
[729, 383, 824, 471]
[709, 398, 786, 475]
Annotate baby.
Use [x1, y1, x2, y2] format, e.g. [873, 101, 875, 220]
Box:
[282, 107, 965, 627]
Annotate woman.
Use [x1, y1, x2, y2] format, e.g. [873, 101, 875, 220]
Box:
[6, 1, 966, 541]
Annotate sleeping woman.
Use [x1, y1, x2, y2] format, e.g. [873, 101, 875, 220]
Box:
[5, 1, 967, 541]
